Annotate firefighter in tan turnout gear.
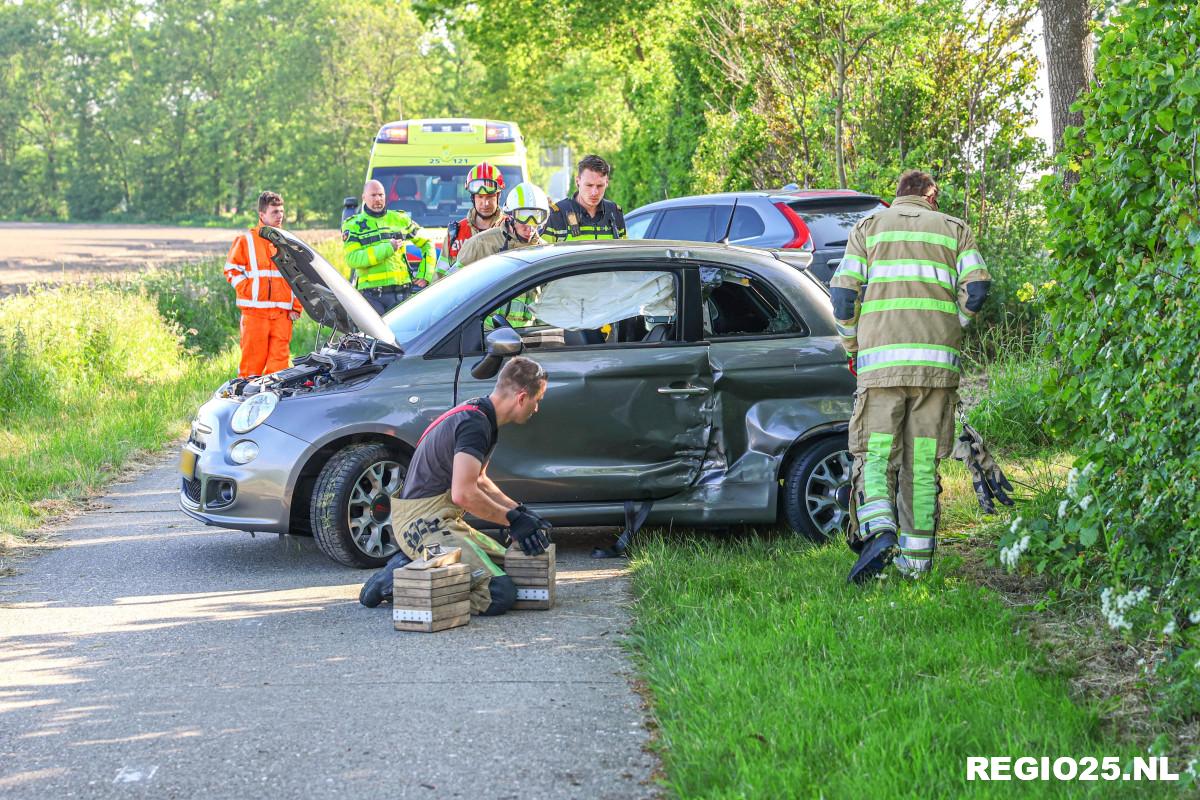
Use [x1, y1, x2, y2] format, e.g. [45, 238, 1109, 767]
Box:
[831, 170, 992, 583]
[358, 357, 551, 615]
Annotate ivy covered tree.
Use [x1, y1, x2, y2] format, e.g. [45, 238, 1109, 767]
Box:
[1021, 0, 1200, 720]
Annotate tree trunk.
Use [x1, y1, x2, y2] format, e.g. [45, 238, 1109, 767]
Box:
[834, 55, 848, 189]
[1040, 0, 1094, 179]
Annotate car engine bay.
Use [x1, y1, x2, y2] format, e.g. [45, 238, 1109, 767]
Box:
[219, 335, 396, 399]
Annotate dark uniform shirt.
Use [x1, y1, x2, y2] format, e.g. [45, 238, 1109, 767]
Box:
[543, 195, 627, 242]
[401, 397, 498, 500]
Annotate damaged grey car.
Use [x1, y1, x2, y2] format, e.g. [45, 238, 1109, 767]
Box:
[178, 230, 856, 567]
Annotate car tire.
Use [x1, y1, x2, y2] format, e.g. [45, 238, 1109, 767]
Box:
[782, 435, 852, 542]
[311, 442, 408, 568]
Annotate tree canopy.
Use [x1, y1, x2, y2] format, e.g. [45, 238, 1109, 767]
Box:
[1, 0, 1043, 228]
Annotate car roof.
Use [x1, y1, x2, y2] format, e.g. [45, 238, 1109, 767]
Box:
[498, 240, 812, 287]
[629, 189, 884, 215]
[504, 238, 784, 265]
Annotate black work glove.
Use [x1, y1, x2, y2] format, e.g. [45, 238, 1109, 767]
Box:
[952, 422, 1015, 514]
[506, 508, 551, 556]
[515, 504, 554, 534]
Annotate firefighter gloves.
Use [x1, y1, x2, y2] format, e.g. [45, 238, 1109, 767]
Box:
[506, 508, 552, 556]
[952, 422, 1015, 514]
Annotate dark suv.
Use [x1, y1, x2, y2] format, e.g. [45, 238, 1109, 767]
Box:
[625, 189, 887, 284]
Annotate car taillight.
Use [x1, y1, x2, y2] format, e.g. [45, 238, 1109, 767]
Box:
[376, 123, 408, 144]
[485, 122, 514, 143]
[773, 202, 814, 250]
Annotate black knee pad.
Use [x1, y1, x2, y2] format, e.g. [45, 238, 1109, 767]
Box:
[480, 575, 516, 617]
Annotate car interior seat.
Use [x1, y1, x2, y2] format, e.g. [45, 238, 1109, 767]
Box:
[391, 177, 425, 217]
[562, 329, 606, 346]
[642, 323, 673, 342]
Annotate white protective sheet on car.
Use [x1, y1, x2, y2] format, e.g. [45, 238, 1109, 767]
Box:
[532, 271, 675, 329]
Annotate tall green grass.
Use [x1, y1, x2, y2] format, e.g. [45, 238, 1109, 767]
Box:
[0, 238, 352, 542]
[0, 266, 239, 542]
[629, 536, 1165, 798]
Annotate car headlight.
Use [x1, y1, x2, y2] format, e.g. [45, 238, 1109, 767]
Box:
[229, 440, 260, 464]
[230, 391, 278, 433]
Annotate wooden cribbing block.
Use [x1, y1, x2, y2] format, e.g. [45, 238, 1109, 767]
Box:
[393, 562, 472, 632]
[505, 543, 556, 610]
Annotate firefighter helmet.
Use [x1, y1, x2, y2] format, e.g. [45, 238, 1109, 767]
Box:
[502, 183, 551, 227]
[465, 162, 505, 196]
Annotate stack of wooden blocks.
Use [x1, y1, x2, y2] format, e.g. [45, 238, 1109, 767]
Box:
[392, 561, 472, 633]
[505, 543, 557, 610]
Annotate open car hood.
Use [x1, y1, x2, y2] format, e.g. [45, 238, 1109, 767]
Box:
[260, 227, 397, 347]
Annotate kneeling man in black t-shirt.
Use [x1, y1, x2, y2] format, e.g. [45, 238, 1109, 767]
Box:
[359, 356, 550, 615]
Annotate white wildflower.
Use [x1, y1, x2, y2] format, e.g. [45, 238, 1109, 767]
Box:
[1058, 500, 1070, 520]
[999, 535, 1031, 570]
[1189, 609, 1200, 625]
[1079, 494, 1093, 511]
[1163, 620, 1177, 637]
[1010, 516, 1024, 535]
[1100, 585, 1150, 632]
[1186, 759, 1196, 779]
[1105, 431, 1117, 443]
[1066, 468, 1080, 499]
[1082, 462, 1096, 478]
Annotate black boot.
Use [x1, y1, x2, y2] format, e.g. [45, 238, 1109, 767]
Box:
[847, 531, 898, 585]
[359, 551, 413, 608]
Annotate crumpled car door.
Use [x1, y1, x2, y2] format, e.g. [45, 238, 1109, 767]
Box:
[455, 342, 715, 503]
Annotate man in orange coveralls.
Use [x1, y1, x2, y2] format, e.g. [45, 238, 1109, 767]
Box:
[223, 191, 303, 378]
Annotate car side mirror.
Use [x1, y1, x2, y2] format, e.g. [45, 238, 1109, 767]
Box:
[470, 327, 524, 380]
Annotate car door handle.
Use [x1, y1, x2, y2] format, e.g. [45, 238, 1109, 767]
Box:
[658, 385, 710, 397]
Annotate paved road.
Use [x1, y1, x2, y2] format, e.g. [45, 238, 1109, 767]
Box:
[0, 223, 334, 296]
[0, 455, 657, 799]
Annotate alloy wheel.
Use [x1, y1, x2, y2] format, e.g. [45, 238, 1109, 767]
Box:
[346, 460, 404, 559]
[804, 449, 852, 539]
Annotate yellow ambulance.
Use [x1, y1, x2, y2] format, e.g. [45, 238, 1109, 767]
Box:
[346, 118, 530, 267]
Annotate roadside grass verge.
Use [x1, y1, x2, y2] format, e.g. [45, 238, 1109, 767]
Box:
[1, 236, 348, 545]
[628, 529, 1162, 798]
[0, 266, 239, 544]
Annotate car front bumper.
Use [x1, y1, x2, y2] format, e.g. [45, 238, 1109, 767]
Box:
[178, 400, 309, 534]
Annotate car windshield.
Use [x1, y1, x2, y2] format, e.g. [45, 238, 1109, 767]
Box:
[370, 166, 524, 228]
[383, 255, 523, 345]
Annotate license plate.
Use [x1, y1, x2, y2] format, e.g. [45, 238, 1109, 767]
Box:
[179, 448, 197, 480]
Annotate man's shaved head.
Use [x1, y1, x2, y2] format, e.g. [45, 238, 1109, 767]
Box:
[363, 179, 387, 213]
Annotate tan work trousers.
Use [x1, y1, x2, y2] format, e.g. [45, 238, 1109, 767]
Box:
[390, 491, 509, 614]
[849, 386, 957, 575]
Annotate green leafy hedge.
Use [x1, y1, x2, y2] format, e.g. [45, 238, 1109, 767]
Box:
[1005, 0, 1200, 722]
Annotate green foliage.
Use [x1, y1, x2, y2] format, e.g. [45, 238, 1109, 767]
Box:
[130, 261, 241, 355]
[425, 0, 1043, 221]
[629, 535, 1151, 797]
[0, 287, 185, 416]
[0, 0, 473, 225]
[1012, 0, 1200, 721]
[0, 282, 237, 539]
[967, 354, 1063, 455]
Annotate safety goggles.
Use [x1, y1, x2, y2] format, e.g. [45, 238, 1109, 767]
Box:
[509, 207, 549, 226]
[466, 178, 502, 195]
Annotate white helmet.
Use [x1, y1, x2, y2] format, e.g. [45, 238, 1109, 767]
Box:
[502, 182, 551, 228]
